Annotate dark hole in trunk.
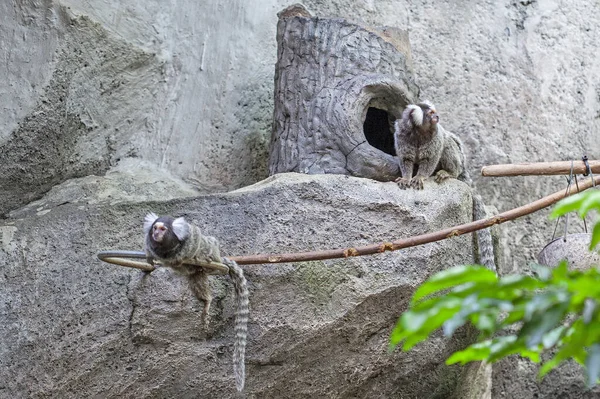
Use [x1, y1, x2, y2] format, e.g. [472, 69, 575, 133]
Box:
[363, 107, 396, 156]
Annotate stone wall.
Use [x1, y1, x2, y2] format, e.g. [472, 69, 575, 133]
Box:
[2, 1, 600, 397]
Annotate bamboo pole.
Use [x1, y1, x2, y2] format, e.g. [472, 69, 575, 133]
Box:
[481, 160, 600, 177]
[228, 177, 597, 265]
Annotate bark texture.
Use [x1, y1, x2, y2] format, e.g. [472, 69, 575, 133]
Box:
[269, 5, 419, 181]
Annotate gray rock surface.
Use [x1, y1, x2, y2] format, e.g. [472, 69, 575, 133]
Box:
[3, 0, 597, 270]
[3, 0, 600, 397]
[8, 159, 201, 219]
[1, 173, 478, 398]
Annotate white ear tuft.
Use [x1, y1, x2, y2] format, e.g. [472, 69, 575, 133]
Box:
[171, 217, 190, 241]
[144, 212, 159, 235]
[405, 104, 423, 126]
[420, 100, 435, 109]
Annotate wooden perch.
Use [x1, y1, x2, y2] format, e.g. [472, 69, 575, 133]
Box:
[482, 160, 600, 177]
[229, 176, 597, 265]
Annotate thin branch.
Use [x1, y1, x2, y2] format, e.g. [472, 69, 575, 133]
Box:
[481, 160, 600, 177]
[229, 177, 597, 265]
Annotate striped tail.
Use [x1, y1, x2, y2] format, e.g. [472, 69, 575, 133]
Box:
[223, 258, 249, 392]
[473, 194, 497, 273]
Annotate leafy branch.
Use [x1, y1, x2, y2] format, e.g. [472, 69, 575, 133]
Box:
[390, 188, 600, 386]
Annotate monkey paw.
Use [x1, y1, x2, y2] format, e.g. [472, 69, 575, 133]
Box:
[434, 170, 452, 184]
[395, 177, 412, 190]
[410, 177, 425, 190]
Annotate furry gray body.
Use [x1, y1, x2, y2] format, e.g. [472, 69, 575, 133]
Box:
[394, 102, 496, 272]
[144, 214, 249, 392]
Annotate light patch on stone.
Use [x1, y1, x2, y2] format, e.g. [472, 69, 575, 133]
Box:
[0, 226, 18, 252]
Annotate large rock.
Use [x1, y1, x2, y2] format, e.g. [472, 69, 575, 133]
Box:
[3, 1, 600, 396]
[3, 0, 599, 270]
[1, 173, 480, 398]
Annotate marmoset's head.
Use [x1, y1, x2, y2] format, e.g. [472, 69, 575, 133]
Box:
[144, 213, 190, 247]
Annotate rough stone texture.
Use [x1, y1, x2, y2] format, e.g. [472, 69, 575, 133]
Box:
[269, 5, 418, 181]
[7, 159, 201, 220]
[4, 0, 596, 272]
[0, 1, 273, 215]
[493, 356, 600, 399]
[3, 0, 600, 397]
[1, 173, 479, 398]
[0, 6, 165, 216]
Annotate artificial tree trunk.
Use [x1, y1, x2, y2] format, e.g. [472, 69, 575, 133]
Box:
[269, 4, 420, 181]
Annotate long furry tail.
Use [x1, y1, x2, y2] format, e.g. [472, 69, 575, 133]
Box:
[222, 257, 249, 392]
[472, 194, 497, 273]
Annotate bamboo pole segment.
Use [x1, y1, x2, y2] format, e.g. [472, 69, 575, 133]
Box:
[481, 160, 600, 177]
[228, 177, 597, 265]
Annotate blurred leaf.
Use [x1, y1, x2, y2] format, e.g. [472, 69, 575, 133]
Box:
[551, 261, 569, 283]
[586, 344, 600, 388]
[520, 302, 569, 348]
[503, 307, 526, 326]
[583, 299, 597, 324]
[591, 223, 600, 251]
[578, 191, 600, 219]
[472, 311, 497, 333]
[488, 336, 539, 363]
[542, 326, 566, 349]
[390, 296, 463, 350]
[447, 340, 494, 365]
[411, 266, 497, 305]
[532, 264, 553, 281]
[540, 321, 586, 378]
[524, 290, 566, 321]
[391, 188, 600, 384]
[551, 192, 588, 219]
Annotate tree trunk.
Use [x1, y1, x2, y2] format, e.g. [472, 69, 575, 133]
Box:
[269, 5, 420, 181]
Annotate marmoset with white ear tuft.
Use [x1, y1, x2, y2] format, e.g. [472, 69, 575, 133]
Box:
[394, 101, 496, 272]
[144, 213, 249, 392]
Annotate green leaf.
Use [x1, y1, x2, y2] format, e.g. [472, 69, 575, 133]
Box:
[390, 296, 463, 350]
[551, 261, 570, 283]
[403, 298, 463, 350]
[389, 311, 428, 348]
[497, 274, 546, 290]
[521, 303, 569, 348]
[550, 192, 587, 219]
[411, 266, 497, 305]
[583, 299, 597, 324]
[578, 191, 600, 219]
[446, 341, 493, 365]
[488, 336, 527, 363]
[591, 222, 600, 251]
[540, 321, 587, 378]
[539, 352, 567, 378]
[503, 307, 526, 326]
[586, 344, 600, 388]
[472, 312, 497, 332]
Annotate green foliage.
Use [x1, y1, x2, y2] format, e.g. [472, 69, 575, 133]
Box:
[390, 189, 600, 386]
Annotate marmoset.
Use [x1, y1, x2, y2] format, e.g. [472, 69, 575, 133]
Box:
[394, 102, 496, 271]
[144, 213, 249, 391]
